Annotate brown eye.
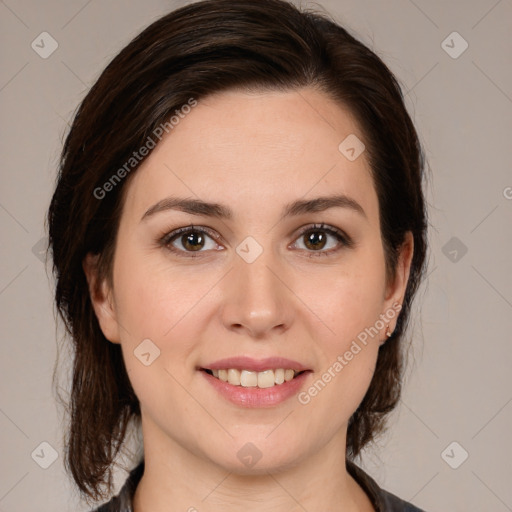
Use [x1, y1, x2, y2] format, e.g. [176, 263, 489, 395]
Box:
[161, 226, 219, 256]
[292, 224, 352, 257]
[179, 231, 205, 251]
[303, 230, 328, 251]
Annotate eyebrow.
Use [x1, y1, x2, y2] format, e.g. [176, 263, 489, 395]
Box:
[141, 194, 367, 221]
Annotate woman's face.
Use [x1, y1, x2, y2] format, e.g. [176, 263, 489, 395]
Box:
[87, 87, 412, 473]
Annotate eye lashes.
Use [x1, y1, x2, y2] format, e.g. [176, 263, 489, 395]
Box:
[158, 222, 353, 258]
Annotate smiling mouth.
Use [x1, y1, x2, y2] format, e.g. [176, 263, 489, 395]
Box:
[201, 368, 309, 389]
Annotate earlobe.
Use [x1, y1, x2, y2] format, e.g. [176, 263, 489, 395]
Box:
[82, 253, 121, 344]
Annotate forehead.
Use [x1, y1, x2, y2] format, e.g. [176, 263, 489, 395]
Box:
[122, 87, 379, 225]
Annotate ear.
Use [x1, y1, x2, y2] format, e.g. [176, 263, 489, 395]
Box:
[383, 231, 414, 324]
[82, 253, 121, 344]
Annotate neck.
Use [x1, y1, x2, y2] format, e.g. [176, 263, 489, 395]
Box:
[132, 418, 374, 512]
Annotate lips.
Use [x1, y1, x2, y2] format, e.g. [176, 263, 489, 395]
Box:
[200, 367, 312, 407]
[200, 356, 312, 373]
[198, 356, 312, 398]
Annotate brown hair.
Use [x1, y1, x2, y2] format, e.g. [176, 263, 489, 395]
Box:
[47, 0, 428, 503]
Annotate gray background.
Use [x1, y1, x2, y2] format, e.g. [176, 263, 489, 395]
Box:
[1, 0, 511, 510]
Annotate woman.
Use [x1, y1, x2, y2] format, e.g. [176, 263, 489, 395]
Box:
[47, 0, 428, 510]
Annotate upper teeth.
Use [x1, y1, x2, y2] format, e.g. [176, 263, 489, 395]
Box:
[211, 368, 299, 388]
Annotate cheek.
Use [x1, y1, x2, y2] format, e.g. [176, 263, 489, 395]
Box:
[296, 250, 387, 345]
[112, 246, 200, 338]
[111, 255, 199, 404]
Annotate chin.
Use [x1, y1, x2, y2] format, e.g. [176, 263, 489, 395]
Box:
[205, 436, 306, 475]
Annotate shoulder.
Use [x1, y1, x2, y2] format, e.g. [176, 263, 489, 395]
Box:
[347, 460, 427, 512]
[379, 488, 426, 511]
[89, 495, 124, 512]
[88, 460, 144, 512]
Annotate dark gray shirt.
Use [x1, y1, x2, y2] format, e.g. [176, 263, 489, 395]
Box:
[92, 459, 426, 511]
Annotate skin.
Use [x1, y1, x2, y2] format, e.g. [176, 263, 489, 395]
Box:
[84, 87, 413, 512]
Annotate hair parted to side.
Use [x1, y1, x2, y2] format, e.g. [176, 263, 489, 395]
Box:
[47, 0, 428, 503]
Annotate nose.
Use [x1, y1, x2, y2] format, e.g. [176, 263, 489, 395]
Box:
[220, 248, 293, 339]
